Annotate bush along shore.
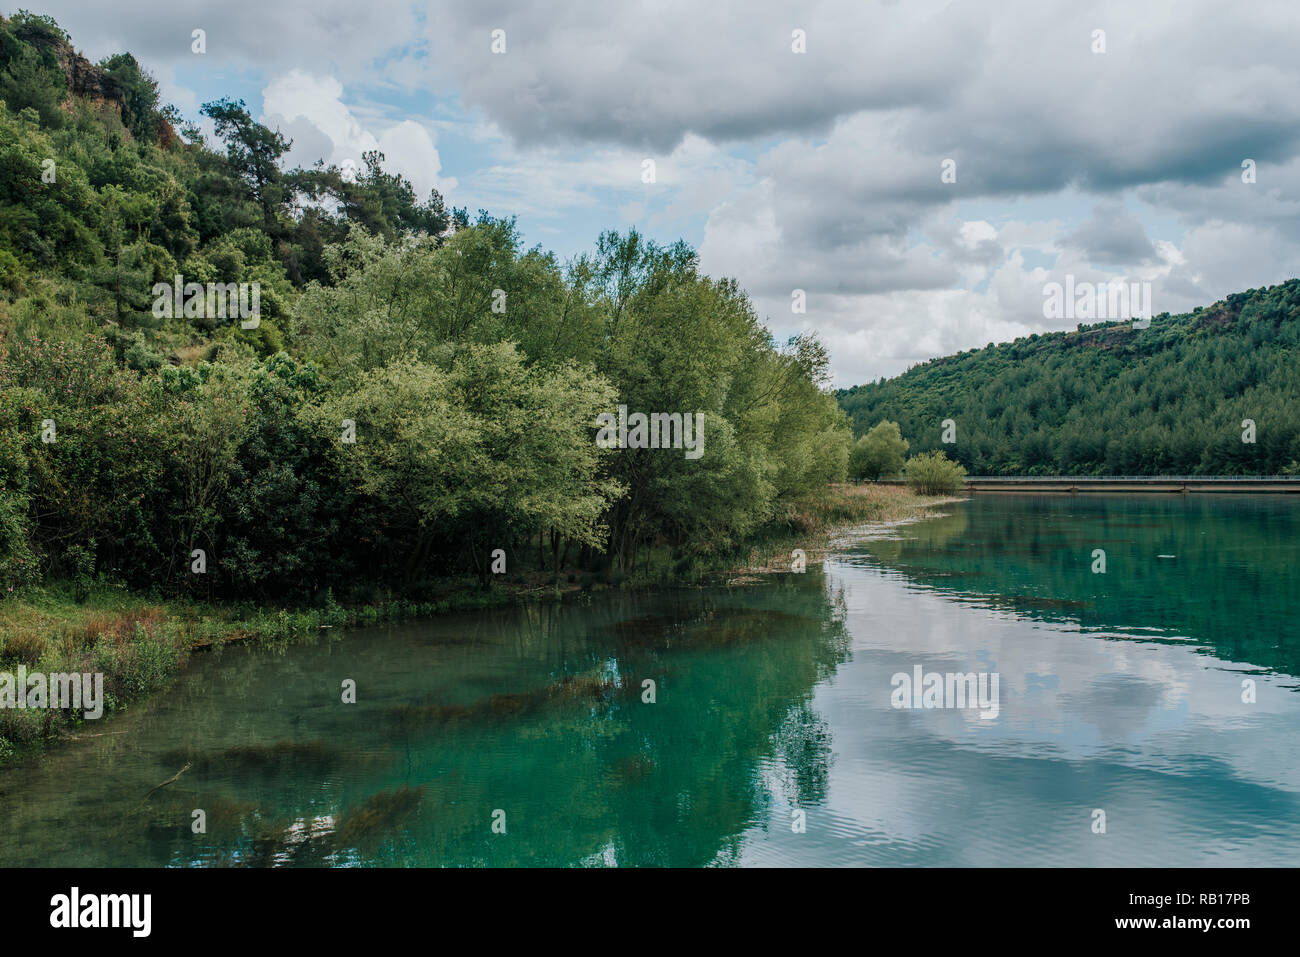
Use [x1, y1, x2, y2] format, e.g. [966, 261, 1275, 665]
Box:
[0, 483, 949, 766]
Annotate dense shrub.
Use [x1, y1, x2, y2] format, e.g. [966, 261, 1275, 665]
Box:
[904, 450, 968, 495]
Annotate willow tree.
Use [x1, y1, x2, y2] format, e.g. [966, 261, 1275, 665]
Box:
[318, 345, 622, 583]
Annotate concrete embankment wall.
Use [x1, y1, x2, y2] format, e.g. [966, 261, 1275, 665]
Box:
[963, 478, 1300, 494]
[872, 478, 1300, 493]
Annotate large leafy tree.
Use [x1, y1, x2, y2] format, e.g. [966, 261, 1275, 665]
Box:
[318, 346, 622, 584]
[849, 420, 909, 481]
[201, 97, 292, 233]
[592, 230, 850, 567]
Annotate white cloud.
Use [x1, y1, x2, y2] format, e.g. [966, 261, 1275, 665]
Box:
[455, 132, 750, 234]
[261, 70, 455, 201]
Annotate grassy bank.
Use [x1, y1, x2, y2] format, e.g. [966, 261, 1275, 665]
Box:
[600, 482, 956, 585]
[716, 482, 961, 579]
[0, 483, 953, 765]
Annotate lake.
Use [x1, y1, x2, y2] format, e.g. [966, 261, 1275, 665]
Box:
[2, 493, 1297, 866]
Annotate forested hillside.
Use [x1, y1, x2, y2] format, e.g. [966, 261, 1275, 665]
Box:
[0, 11, 851, 602]
[838, 281, 1300, 475]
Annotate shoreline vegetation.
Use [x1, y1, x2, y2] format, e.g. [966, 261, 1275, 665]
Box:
[0, 14, 979, 765]
[0, 483, 952, 765]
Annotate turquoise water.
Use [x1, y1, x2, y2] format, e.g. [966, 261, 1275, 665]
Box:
[1, 494, 1297, 866]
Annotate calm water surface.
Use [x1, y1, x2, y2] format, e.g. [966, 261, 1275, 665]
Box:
[2, 494, 1297, 866]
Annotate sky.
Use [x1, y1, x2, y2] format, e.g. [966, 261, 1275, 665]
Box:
[26, 0, 1300, 386]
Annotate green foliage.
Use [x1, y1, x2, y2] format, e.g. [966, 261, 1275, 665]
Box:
[839, 281, 1300, 475]
[0, 12, 67, 128]
[2, 335, 178, 585]
[0, 489, 37, 593]
[63, 540, 94, 602]
[904, 450, 967, 495]
[318, 344, 624, 582]
[98, 53, 161, 142]
[589, 230, 850, 566]
[217, 353, 351, 598]
[288, 149, 450, 244]
[292, 217, 594, 376]
[849, 420, 909, 480]
[0, 104, 98, 269]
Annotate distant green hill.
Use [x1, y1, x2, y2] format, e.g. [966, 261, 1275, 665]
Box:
[837, 281, 1300, 475]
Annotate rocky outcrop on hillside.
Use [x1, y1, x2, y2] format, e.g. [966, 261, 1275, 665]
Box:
[5, 15, 124, 103]
[2, 14, 177, 145]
